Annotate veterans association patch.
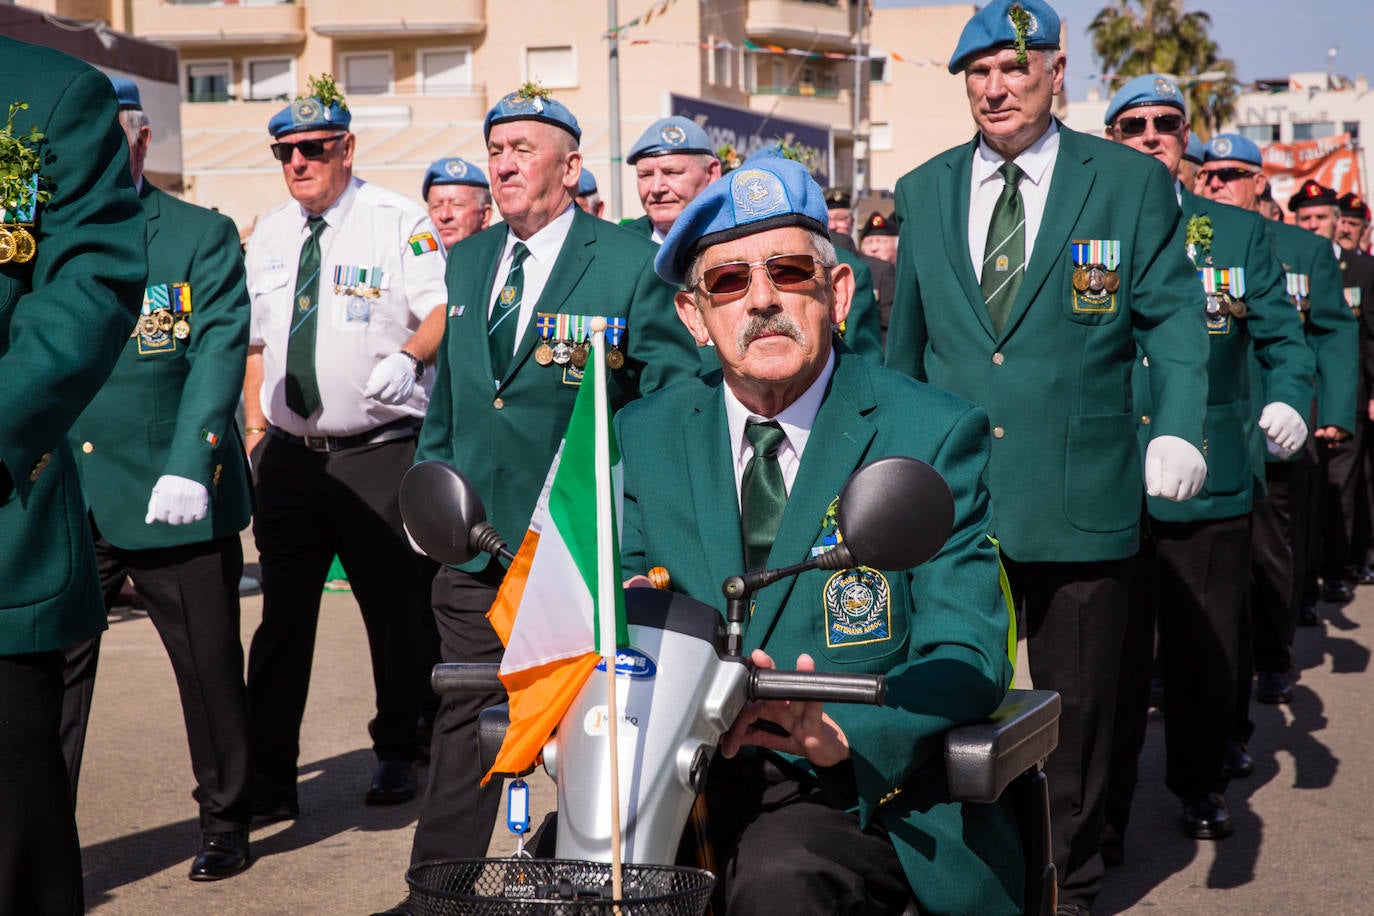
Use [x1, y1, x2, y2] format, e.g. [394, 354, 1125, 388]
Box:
[824, 567, 892, 648]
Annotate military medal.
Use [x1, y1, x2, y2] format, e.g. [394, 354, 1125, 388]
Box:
[1200, 268, 1231, 334]
[0, 167, 44, 264]
[173, 319, 190, 339]
[155, 308, 174, 331]
[605, 316, 627, 369]
[1070, 240, 1122, 313]
[0, 226, 12, 264]
[9, 226, 34, 263]
[568, 314, 589, 369]
[1346, 286, 1363, 317]
[139, 314, 159, 336]
[550, 314, 572, 365]
[534, 313, 557, 365]
[1286, 272, 1310, 321]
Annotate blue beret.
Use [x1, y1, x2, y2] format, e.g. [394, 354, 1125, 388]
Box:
[268, 96, 350, 138]
[626, 117, 714, 165]
[484, 90, 581, 143]
[1203, 133, 1262, 168]
[577, 169, 598, 197]
[109, 76, 142, 111]
[1104, 74, 1186, 125]
[655, 157, 829, 287]
[949, 0, 1061, 74]
[1183, 133, 1204, 165]
[422, 157, 488, 198]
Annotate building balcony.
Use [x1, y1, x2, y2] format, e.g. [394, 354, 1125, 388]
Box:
[750, 85, 853, 129]
[746, 0, 855, 53]
[309, 0, 485, 38]
[134, 0, 306, 47]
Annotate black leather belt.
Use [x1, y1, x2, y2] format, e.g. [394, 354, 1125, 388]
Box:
[267, 417, 420, 453]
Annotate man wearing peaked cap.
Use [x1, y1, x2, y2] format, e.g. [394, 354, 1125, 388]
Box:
[887, 3, 1210, 910]
[60, 73, 259, 881]
[243, 75, 449, 822]
[422, 157, 491, 250]
[1337, 191, 1371, 254]
[1102, 74, 1313, 855]
[624, 115, 721, 243]
[1196, 132, 1357, 758]
[0, 36, 146, 913]
[824, 185, 855, 240]
[859, 211, 898, 265]
[573, 168, 605, 218]
[372, 85, 700, 916]
[626, 156, 1021, 915]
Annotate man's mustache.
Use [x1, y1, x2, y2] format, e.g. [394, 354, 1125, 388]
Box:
[738, 312, 805, 352]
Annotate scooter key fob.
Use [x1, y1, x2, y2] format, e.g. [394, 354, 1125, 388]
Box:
[507, 777, 530, 835]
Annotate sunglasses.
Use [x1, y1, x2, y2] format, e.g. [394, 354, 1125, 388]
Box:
[270, 134, 344, 163]
[697, 254, 823, 299]
[1198, 166, 1256, 184]
[1116, 114, 1185, 137]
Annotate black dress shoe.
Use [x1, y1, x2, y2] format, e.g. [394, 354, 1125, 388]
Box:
[1223, 740, 1254, 779]
[1183, 792, 1234, 839]
[1298, 603, 1321, 627]
[371, 896, 415, 916]
[1353, 565, 1374, 586]
[1256, 670, 1294, 704]
[1320, 580, 1354, 603]
[366, 759, 417, 805]
[189, 829, 250, 880]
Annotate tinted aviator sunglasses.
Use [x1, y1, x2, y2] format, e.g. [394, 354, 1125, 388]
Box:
[270, 134, 344, 163]
[697, 254, 824, 299]
[1199, 166, 1256, 184]
[1116, 113, 1185, 136]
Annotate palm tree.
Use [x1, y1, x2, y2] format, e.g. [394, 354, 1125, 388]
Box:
[1090, 0, 1238, 141]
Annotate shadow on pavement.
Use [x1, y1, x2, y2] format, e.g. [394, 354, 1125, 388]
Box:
[82, 748, 425, 908]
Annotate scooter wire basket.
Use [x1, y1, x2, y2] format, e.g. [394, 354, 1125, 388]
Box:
[407, 858, 715, 916]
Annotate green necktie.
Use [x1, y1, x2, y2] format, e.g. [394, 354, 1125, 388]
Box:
[980, 162, 1026, 335]
[285, 215, 326, 418]
[489, 242, 530, 384]
[741, 420, 788, 572]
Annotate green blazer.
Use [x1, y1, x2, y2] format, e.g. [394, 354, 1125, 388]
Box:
[1260, 219, 1357, 437]
[418, 206, 700, 572]
[617, 349, 1020, 914]
[0, 39, 146, 655]
[69, 182, 252, 551]
[1138, 191, 1314, 523]
[623, 214, 653, 238]
[887, 124, 1209, 563]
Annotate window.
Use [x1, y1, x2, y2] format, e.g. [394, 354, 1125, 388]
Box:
[245, 57, 292, 102]
[185, 60, 231, 103]
[1292, 121, 1336, 141]
[711, 41, 732, 87]
[525, 45, 577, 89]
[419, 48, 474, 95]
[870, 122, 893, 152]
[869, 52, 889, 84]
[343, 52, 394, 96]
[1236, 123, 1279, 143]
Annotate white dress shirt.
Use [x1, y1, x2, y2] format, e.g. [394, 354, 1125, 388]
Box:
[968, 121, 1060, 281]
[723, 349, 836, 508]
[246, 177, 448, 435]
[487, 203, 576, 354]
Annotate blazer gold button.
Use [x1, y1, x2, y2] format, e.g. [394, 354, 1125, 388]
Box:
[1142, 356, 1150, 368]
[493, 397, 505, 410]
[992, 426, 1005, 439]
[1141, 415, 1151, 425]
[992, 352, 1005, 366]
[82, 441, 94, 454]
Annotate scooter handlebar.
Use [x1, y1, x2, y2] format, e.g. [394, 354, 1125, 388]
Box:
[749, 669, 886, 705]
[432, 663, 504, 694]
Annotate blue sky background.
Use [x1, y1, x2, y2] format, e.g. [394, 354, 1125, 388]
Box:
[872, 0, 1371, 101]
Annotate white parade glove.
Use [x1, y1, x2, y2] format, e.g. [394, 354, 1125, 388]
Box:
[1258, 401, 1308, 459]
[363, 352, 417, 405]
[145, 475, 209, 525]
[1144, 435, 1207, 502]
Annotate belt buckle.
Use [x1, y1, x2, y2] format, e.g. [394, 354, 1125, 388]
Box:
[303, 434, 330, 452]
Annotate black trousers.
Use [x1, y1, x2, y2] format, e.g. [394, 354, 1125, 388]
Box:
[1003, 556, 1131, 912]
[0, 650, 83, 916]
[60, 530, 251, 831]
[247, 434, 432, 799]
[1104, 540, 1158, 845]
[410, 562, 508, 863]
[1314, 426, 1363, 583]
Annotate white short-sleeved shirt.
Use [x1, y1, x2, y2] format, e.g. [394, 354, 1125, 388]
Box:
[247, 177, 448, 436]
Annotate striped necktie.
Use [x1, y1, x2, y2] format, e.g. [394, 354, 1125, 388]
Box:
[284, 215, 326, 417]
[489, 241, 530, 383]
[980, 162, 1026, 334]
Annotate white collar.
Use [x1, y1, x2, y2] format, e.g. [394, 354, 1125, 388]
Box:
[974, 120, 1059, 188]
[724, 348, 836, 463]
[504, 203, 576, 264]
[300, 175, 361, 229]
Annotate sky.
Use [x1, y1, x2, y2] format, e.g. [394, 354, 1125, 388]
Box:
[872, 0, 1373, 101]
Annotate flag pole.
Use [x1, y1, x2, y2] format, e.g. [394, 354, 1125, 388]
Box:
[590, 317, 624, 904]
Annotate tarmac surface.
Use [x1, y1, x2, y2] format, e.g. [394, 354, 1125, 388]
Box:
[76, 531, 1373, 913]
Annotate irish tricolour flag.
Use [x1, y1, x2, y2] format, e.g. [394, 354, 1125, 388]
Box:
[483, 335, 628, 782]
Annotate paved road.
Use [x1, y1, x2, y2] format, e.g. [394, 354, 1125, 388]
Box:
[76, 532, 1372, 912]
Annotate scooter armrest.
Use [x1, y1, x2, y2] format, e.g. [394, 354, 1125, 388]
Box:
[476, 703, 536, 778]
[943, 689, 1060, 805]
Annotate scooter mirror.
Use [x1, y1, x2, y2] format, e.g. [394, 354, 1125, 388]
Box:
[399, 460, 488, 565]
[836, 456, 954, 571]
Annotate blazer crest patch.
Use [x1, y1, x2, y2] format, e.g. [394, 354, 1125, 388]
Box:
[824, 567, 892, 648]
